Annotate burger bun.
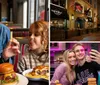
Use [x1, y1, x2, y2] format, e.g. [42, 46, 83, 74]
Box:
[0, 63, 14, 74]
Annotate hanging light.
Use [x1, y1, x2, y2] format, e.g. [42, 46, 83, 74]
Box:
[71, 14, 74, 20]
[85, 19, 88, 22]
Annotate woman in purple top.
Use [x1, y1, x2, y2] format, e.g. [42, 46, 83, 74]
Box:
[51, 49, 76, 85]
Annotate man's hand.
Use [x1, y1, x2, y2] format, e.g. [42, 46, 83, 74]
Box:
[89, 49, 100, 64]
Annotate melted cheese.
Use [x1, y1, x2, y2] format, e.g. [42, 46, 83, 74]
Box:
[4, 74, 12, 80]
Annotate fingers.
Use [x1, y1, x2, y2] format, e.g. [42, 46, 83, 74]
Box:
[6, 38, 20, 48]
[8, 38, 20, 54]
[14, 49, 20, 54]
[90, 55, 100, 63]
[91, 49, 100, 55]
[92, 59, 97, 62]
[89, 52, 98, 57]
[89, 49, 100, 59]
[90, 55, 97, 60]
[89, 49, 100, 64]
[13, 49, 21, 54]
[11, 38, 20, 46]
[11, 46, 21, 53]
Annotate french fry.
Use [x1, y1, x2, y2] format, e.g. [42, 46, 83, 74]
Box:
[10, 31, 13, 40]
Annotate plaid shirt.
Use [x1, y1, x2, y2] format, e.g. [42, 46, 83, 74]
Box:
[17, 51, 49, 73]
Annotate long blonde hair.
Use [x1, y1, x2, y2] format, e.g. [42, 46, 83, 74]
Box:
[63, 49, 76, 84]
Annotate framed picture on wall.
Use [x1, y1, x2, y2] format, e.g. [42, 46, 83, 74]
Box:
[75, 2, 83, 13]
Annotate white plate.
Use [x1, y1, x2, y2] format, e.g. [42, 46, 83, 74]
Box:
[22, 69, 33, 76]
[22, 69, 48, 82]
[0, 73, 28, 85]
[17, 73, 28, 85]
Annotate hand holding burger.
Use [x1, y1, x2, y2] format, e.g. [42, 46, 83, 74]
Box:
[0, 63, 18, 85]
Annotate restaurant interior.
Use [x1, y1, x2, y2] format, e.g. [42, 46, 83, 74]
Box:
[0, 0, 49, 85]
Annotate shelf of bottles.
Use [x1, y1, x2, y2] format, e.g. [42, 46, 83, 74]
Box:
[10, 29, 29, 38]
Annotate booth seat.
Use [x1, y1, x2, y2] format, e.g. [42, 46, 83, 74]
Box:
[14, 38, 28, 72]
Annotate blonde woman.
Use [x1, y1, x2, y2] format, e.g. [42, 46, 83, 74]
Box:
[51, 49, 76, 85]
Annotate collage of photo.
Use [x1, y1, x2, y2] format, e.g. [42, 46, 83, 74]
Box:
[0, 0, 100, 85]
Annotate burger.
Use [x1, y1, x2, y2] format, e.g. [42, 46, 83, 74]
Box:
[0, 63, 18, 85]
[24, 65, 49, 80]
[31, 65, 49, 76]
